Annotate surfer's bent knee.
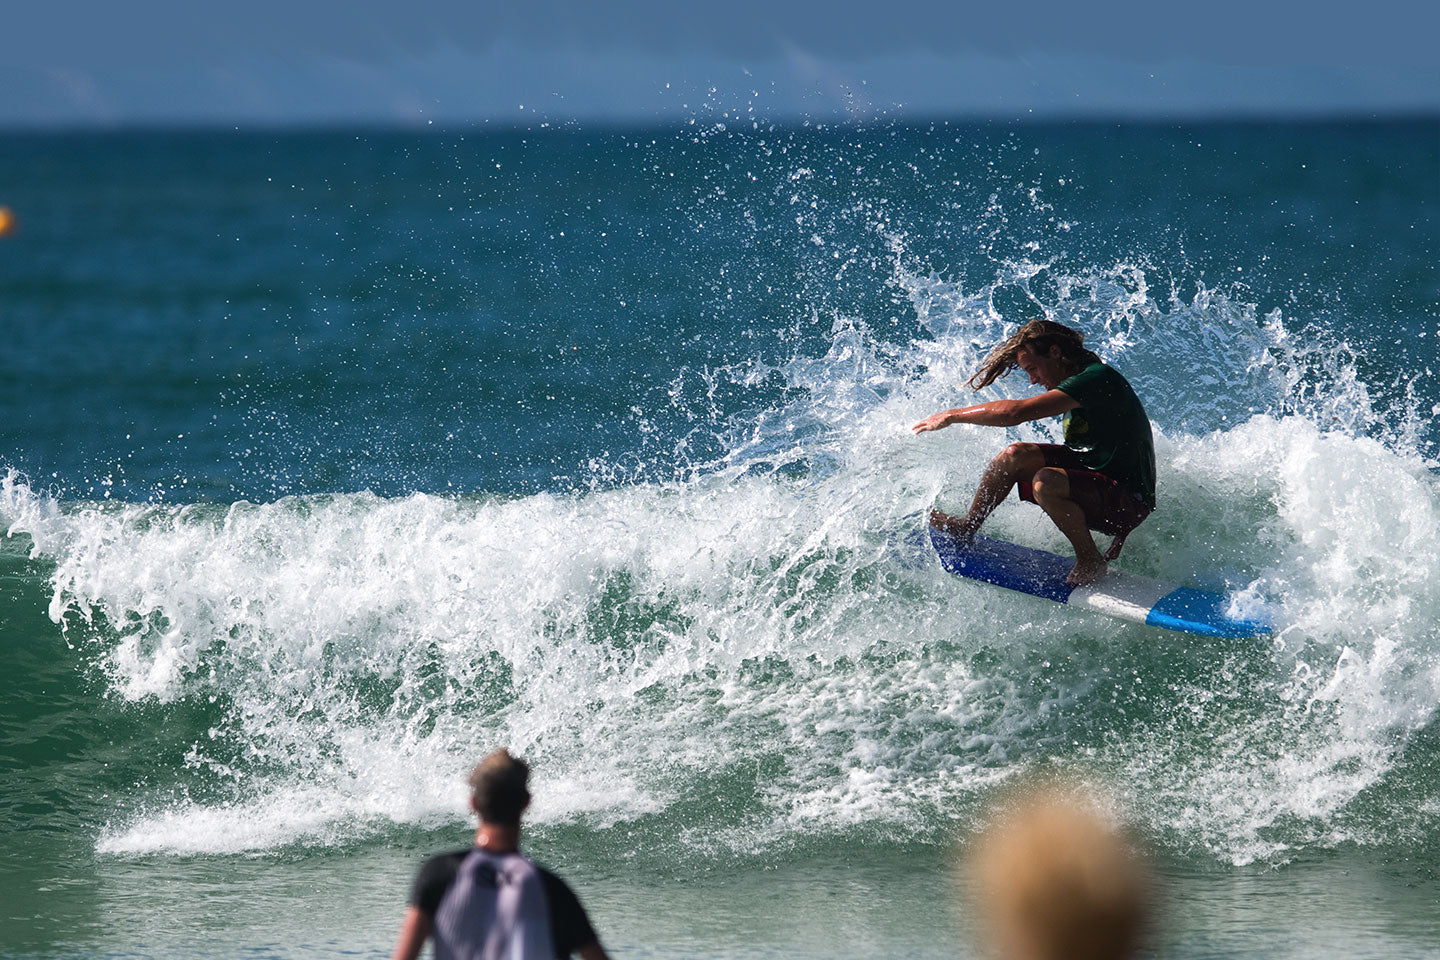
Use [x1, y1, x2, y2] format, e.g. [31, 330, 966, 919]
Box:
[997, 442, 1043, 471]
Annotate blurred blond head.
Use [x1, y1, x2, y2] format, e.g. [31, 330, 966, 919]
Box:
[967, 781, 1150, 960]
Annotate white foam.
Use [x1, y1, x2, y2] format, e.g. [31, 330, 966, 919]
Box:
[2, 273, 1436, 865]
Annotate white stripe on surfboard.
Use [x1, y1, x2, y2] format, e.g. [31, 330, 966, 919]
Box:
[1068, 571, 1175, 625]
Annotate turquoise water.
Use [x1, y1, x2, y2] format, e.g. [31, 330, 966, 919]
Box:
[0, 119, 1437, 958]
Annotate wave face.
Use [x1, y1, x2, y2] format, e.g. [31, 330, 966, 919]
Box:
[3, 258, 1437, 868]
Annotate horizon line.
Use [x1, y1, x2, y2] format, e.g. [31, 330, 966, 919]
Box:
[1, 108, 1436, 136]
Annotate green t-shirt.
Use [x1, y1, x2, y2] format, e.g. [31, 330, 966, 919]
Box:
[1056, 361, 1157, 508]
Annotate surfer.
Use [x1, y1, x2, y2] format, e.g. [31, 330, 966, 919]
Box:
[390, 749, 610, 960]
[913, 319, 1156, 586]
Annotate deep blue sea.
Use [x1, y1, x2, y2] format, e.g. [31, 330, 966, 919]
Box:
[0, 118, 1437, 958]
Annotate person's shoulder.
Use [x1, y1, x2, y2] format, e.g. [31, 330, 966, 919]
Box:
[529, 861, 580, 898]
[526, 860, 592, 918]
[529, 861, 600, 952]
[410, 848, 474, 912]
[1093, 361, 1142, 394]
[1058, 360, 1107, 389]
[419, 847, 473, 873]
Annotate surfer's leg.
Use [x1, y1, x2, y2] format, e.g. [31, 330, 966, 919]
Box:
[1030, 467, 1107, 586]
[946, 443, 1047, 540]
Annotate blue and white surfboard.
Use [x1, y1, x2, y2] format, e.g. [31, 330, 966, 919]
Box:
[927, 526, 1272, 639]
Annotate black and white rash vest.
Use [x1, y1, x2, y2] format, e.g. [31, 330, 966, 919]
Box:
[433, 850, 557, 960]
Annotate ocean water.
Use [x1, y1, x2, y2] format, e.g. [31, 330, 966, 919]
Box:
[0, 118, 1437, 958]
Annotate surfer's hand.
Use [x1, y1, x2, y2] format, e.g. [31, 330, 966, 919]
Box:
[912, 411, 954, 433]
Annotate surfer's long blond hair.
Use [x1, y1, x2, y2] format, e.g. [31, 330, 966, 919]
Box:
[966, 319, 1102, 391]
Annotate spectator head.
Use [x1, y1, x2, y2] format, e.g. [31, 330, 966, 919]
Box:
[967, 781, 1151, 960]
[467, 749, 532, 826]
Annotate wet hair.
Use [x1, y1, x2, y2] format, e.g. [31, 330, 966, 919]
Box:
[966, 319, 1102, 391]
[467, 749, 531, 825]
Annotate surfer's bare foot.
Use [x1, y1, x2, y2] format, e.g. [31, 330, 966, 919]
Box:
[929, 508, 978, 543]
[1066, 556, 1107, 587]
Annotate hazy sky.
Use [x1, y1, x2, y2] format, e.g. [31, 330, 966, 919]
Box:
[4, 0, 1438, 127]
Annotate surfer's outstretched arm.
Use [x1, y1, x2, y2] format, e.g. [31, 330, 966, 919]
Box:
[912, 390, 1077, 433]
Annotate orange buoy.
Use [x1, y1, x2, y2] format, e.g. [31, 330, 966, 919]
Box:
[0, 206, 16, 237]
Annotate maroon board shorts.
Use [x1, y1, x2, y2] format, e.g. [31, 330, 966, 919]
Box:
[1017, 444, 1152, 537]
